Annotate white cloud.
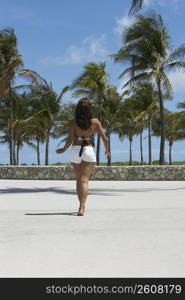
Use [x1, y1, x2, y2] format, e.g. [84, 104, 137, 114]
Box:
[143, 0, 180, 9]
[83, 35, 107, 56]
[114, 11, 135, 35]
[40, 34, 108, 66]
[113, 1, 180, 37]
[168, 69, 185, 94]
[143, 0, 153, 7]
[117, 68, 185, 95]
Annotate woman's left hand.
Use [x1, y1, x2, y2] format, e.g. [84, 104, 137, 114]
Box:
[56, 148, 65, 154]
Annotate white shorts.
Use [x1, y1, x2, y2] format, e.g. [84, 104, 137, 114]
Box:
[70, 146, 96, 164]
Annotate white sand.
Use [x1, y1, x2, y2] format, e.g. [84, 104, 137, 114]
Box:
[0, 180, 185, 277]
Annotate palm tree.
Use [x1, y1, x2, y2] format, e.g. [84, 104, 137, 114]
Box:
[54, 103, 77, 148]
[100, 86, 123, 166]
[166, 113, 185, 165]
[118, 98, 141, 165]
[31, 80, 62, 165]
[152, 111, 184, 165]
[112, 13, 185, 165]
[26, 116, 46, 165]
[63, 62, 109, 165]
[129, 0, 144, 15]
[0, 27, 43, 164]
[176, 101, 185, 158]
[0, 92, 36, 165]
[0, 98, 10, 162]
[130, 83, 159, 164]
[11, 92, 35, 165]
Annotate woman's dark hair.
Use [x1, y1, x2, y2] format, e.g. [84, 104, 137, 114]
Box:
[75, 98, 93, 130]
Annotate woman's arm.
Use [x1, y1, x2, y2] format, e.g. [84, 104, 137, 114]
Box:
[96, 120, 110, 158]
[56, 121, 74, 154]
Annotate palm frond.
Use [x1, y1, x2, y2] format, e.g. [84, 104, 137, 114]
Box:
[122, 71, 152, 88]
[57, 136, 68, 147]
[18, 69, 44, 85]
[164, 61, 185, 72]
[72, 89, 90, 98]
[161, 72, 173, 100]
[25, 141, 37, 149]
[167, 44, 185, 62]
[177, 101, 185, 110]
[12, 84, 33, 91]
[58, 86, 70, 100]
[118, 63, 149, 79]
[129, 0, 144, 15]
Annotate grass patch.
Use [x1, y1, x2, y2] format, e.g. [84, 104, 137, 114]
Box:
[1, 161, 185, 166]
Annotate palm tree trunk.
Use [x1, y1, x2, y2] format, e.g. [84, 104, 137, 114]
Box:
[9, 141, 11, 164]
[140, 131, 143, 165]
[96, 112, 101, 165]
[13, 138, 16, 165]
[106, 128, 111, 166]
[16, 144, 20, 165]
[148, 118, 152, 165]
[36, 138, 40, 165]
[169, 142, 173, 165]
[9, 86, 13, 165]
[96, 133, 101, 165]
[157, 79, 165, 165]
[45, 129, 50, 165]
[129, 136, 133, 165]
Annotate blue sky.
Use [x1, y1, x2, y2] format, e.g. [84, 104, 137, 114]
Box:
[1, 0, 185, 164]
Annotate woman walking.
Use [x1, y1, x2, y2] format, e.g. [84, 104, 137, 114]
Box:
[56, 98, 110, 216]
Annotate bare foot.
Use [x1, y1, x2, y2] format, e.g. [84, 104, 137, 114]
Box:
[77, 210, 84, 216]
[78, 205, 85, 216]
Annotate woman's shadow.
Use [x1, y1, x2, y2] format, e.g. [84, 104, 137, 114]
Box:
[24, 212, 78, 216]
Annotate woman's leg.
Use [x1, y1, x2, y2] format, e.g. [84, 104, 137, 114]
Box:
[77, 161, 96, 215]
[71, 163, 82, 203]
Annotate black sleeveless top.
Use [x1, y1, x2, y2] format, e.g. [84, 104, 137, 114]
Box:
[73, 134, 95, 157]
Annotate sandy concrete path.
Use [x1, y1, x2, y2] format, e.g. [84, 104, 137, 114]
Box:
[0, 180, 185, 277]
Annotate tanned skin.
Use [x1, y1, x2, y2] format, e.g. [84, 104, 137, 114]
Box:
[56, 119, 110, 216]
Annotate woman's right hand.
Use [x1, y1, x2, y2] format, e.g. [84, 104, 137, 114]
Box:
[56, 148, 65, 154]
[105, 150, 111, 159]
